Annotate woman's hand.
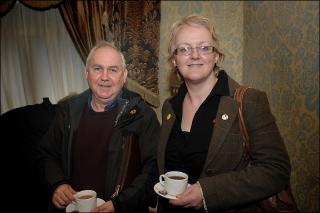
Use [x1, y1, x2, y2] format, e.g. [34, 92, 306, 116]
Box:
[52, 184, 76, 209]
[91, 200, 115, 213]
[169, 183, 203, 209]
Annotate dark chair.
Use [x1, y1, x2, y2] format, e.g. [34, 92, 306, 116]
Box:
[1, 98, 56, 212]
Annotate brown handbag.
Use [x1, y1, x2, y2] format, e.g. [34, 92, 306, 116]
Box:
[111, 135, 142, 198]
[234, 86, 300, 213]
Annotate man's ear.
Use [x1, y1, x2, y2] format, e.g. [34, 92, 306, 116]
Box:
[85, 68, 89, 79]
[123, 68, 128, 83]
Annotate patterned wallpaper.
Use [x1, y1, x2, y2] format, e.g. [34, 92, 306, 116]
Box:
[159, 1, 244, 112]
[243, 2, 319, 212]
[159, 1, 319, 212]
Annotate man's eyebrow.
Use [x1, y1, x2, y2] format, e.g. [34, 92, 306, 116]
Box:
[90, 64, 121, 69]
[91, 64, 102, 67]
[91, 64, 119, 67]
[108, 65, 120, 69]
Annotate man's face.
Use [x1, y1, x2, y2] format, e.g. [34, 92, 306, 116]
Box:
[86, 46, 128, 105]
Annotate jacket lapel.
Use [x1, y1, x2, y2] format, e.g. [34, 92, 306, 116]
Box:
[157, 100, 176, 174]
[201, 75, 240, 175]
[202, 96, 239, 173]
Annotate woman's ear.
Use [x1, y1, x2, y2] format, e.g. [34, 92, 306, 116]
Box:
[213, 53, 220, 63]
[172, 59, 177, 67]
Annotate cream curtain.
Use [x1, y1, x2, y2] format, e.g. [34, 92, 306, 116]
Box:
[1, 2, 87, 113]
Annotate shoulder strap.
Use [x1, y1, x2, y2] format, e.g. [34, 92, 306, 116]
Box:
[234, 86, 250, 156]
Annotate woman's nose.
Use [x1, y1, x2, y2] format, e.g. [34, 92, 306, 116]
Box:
[190, 48, 200, 58]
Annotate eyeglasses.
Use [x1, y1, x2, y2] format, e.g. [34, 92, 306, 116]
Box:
[174, 46, 215, 56]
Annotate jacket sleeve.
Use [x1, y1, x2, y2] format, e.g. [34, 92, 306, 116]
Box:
[38, 102, 71, 194]
[199, 89, 291, 211]
[113, 104, 160, 213]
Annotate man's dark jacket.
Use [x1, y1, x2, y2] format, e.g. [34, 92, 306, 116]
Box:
[39, 88, 160, 213]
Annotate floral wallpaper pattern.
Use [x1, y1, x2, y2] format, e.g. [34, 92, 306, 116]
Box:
[159, 1, 319, 212]
[106, 0, 160, 107]
[243, 2, 319, 212]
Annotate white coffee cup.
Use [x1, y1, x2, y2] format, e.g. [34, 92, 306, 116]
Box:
[159, 171, 188, 196]
[73, 190, 97, 212]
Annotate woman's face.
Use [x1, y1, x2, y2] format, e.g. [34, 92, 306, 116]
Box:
[173, 24, 219, 84]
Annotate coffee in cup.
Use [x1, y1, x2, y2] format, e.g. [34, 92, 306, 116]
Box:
[73, 190, 97, 212]
[78, 195, 94, 199]
[159, 171, 188, 196]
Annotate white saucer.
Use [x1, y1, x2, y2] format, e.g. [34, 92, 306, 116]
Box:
[154, 182, 191, 200]
[154, 182, 177, 200]
[66, 198, 105, 212]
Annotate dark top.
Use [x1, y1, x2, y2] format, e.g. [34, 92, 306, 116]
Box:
[166, 71, 229, 183]
[162, 71, 229, 213]
[71, 104, 118, 199]
[158, 72, 291, 212]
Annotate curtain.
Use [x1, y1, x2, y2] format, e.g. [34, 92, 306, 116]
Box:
[1, 2, 87, 113]
[0, 0, 63, 16]
[1, 0, 161, 112]
[106, 0, 161, 107]
[59, 0, 107, 63]
[59, 0, 161, 107]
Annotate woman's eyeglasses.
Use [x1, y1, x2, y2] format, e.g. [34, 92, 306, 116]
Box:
[174, 46, 215, 56]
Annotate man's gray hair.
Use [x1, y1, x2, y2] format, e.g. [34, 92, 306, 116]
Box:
[85, 41, 126, 69]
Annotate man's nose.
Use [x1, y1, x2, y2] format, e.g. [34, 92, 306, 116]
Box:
[101, 69, 109, 80]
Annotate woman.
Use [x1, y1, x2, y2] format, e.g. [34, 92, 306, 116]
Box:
[156, 15, 291, 212]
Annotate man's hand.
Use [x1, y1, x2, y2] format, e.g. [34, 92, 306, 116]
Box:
[52, 184, 77, 209]
[169, 183, 203, 209]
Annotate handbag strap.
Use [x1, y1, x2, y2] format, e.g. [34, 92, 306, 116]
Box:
[235, 87, 300, 212]
[234, 86, 250, 158]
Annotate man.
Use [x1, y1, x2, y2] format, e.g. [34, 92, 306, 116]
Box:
[39, 41, 159, 212]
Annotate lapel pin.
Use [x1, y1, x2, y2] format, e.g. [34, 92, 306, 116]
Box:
[130, 109, 136, 115]
[166, 113, 172, 120]
[221, 114, 228, 120]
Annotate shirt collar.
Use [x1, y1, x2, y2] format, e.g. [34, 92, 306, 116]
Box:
[205, 70, 229, 100]
[87, 90, 122, 112]
[170, 70, 229, 118]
